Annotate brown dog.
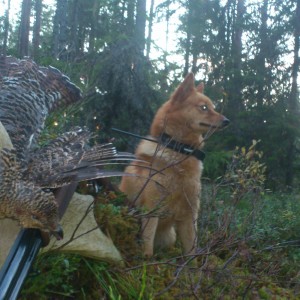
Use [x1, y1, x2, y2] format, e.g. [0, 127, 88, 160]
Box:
[120, 73, 229, 257]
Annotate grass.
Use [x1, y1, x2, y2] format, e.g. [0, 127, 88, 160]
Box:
[18, 189, 300, 299]
[18, 142, 300, 299]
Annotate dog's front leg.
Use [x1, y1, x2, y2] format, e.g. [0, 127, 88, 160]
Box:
[141, 217, 159, 257]
[176, 215, 198, 255]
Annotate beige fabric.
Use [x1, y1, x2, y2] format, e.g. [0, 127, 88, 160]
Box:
[0, 121, 13, 150]
[0, 219, 20, 265]
[0, 193, 123, 267]
[0, 122, 18, 266]
[41, 193, 123, 264]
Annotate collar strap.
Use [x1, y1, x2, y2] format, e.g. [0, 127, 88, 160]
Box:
[159, 133, 205, 161]
[110, 128, 205, 161]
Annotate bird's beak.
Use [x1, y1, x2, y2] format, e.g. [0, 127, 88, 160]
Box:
[51, 224, 64, 240]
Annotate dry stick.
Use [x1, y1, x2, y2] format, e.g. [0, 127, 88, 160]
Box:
[124, 237, 240, 273]
[156, 238, 241, 297]
[124, 247, 211, 272]
[189, 279, 201, 300]
[182, 243, 237, 296]
[203, 249, 239, 293]
[260, 239, 300, 251]
[221, 249, 239, 269]
[193, 248, 211, 294]
[155, 248, 213, 297]
[53, 226, 99, 252]
[125, 235, 239, 272]
[54, 201, 96, 250]
[242, 279, 254, 300]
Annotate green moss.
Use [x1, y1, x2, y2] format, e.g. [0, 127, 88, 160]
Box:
[19, 143, 300, 298]
[93, 191, 141, 260]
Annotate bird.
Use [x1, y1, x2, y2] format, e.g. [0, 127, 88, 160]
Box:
[0, 56, 133, 239]
[0, 56, 82, 161]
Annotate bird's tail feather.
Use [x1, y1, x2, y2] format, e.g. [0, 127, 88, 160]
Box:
[26, 127, 136, 187]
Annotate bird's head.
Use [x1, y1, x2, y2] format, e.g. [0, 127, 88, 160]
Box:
[15, 187, 63, 240]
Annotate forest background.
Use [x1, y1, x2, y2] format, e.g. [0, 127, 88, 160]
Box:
[1, 0, 300, 298]
[1, 0, 299, 188]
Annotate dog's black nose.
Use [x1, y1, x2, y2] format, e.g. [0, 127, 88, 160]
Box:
[222, 118, 230, 127]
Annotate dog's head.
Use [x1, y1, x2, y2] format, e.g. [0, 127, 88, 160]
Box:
[166, 73, 229, 135]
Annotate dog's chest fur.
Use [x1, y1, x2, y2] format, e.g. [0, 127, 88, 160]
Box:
[136, 139, 202, 218]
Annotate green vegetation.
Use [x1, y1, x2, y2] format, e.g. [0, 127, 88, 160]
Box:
[19, 142, 300, 299]
[1, 0, 299, 186]
[1, 0, 299, 298]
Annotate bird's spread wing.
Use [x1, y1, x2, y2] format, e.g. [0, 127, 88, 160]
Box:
[0, 56, 82, 160]
[0, 148, 21, 219]
[0, 56, 135, 236]
[0, 148, 19, 180]
[26, 127, 135, 188]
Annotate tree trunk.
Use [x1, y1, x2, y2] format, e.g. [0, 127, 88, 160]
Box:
[126, 0, 135, 36]
[163, 0, 170, 72]
[146, 0, 155, 59]
[32, 0, 42, 60]
[183, 0, 193, 77]
[89, 0, 100, 53]
[289, 0, 300, 113]
[285, 0, 300, 186]
[52, 0, 68, 59]
[224, 0, 245, 122]
[2, 0, 11, 56]
[135, 0, 147, 52]
[256, 0, 268, 109]
[18, 0, 32, 58]
[69, 0, 80, 60]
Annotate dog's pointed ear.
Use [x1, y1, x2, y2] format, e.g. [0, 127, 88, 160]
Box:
[196, 82, 204, 93]
[172, 73, 195, 103]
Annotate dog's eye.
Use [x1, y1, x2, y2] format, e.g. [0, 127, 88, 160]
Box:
[199, 105, 208, 111]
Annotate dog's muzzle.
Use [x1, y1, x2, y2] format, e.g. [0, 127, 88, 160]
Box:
[200, 117, 230, 129]
[221, 117, 230, 128]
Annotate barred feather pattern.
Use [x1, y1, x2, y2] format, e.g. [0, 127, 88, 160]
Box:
[0, 56, 82, 161]
[0, 147, 60, 233]
[0, 127, 133, 235]
[26, 127, 133, 188]
[0, 57, 133, 237]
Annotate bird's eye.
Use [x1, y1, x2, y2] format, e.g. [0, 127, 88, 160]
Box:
[31, 214, 39, 220]
[200, 105, 208, 111]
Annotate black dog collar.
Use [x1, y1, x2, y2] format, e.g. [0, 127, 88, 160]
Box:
[160, 133, 205, 161]
[111, 128, 205, 161]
